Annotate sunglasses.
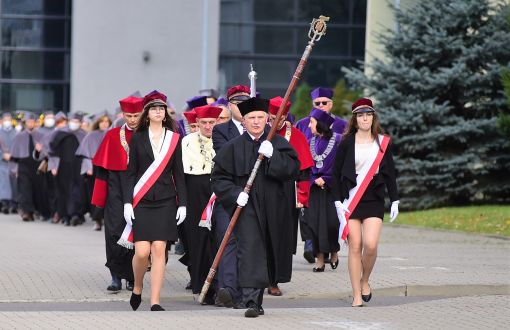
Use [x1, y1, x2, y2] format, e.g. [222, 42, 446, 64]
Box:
[314, 101, 331, 106]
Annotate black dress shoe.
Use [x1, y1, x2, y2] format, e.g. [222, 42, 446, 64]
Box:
[362, 285, 372, 302]
[200, 291, 216, 305]
[312, 265, 325, 272]
[107, 276, 121, 292]
[217, 288, 234, 308]
[258, 305, 264, 315]
[244, 303, 259, 318]
[150, 304, 165, 311]
[185, 281, 192, 290]
[303, 251, 315, 264]
[130, 292, 142, 311]
[126, 280, 134, 291]
[70, 216, 80, 226]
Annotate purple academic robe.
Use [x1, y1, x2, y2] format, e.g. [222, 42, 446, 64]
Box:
[309, 133, 342, 188]
[295, 114, 347, 141]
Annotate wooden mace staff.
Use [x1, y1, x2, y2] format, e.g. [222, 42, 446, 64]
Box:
[198, 15, 330, 304]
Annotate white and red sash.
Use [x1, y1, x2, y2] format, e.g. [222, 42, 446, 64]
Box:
[117, 130, 180, 249]
[339, 134, 390, 242]
[199, 193, 217, 231]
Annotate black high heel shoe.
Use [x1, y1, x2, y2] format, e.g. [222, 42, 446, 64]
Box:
[362, 285, 372, 302]
[312, 264, 325, 272]
[130, 292, 142, 311]
[151, 304, 165, 311]
[330, 256, 339, 270]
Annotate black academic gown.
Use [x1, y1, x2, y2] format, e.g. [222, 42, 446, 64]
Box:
[101, 169, 134, 280]
[184, 173, 214, 294]
[49, 129, 84, 220]
[10, 130, 45, 215]
[211, 132, 300, 288]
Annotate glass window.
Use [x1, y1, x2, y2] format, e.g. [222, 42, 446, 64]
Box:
[1, 50, 69, 80]
[352, 0, 367, 24]
[2, 19, 69, 48]
[1, 0, 70, 16]
[298, 0, 350, 24]
[255, 27, 294, 54]
[303, 59, 356, 88]
[351, 28, 366, 57]
[0, 83, 66, 111]
[296, 26, 351, 56]
[254, 0, 295, 22]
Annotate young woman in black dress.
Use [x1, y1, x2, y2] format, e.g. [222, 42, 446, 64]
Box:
[123, 90, 187, 311]
[333, 98, 399, 307]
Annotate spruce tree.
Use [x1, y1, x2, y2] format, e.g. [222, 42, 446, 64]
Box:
[331, 79, 361, 118]
[291, 82, 312, 120]
[343, 0, 510, 209]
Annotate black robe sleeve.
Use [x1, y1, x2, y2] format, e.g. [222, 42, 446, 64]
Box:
[123, 133, 139, 204]
[381, 142, 399, 202]
[331, 137, 351, 202]
[171, 139, 187, 207]
[264, 138, 300, 182]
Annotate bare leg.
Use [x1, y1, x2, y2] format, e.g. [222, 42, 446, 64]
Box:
[133, 241, 151, 295]
[361, 218, 383, 295]
[347, 219, 363, 306]
[149, 241, 167, 306]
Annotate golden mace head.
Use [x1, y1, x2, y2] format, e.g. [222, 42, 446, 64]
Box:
[308, 15, 330, 42]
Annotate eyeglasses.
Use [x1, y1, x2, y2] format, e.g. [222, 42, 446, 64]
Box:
[314, 101, 331, 106]
[229, 95, 251, 104]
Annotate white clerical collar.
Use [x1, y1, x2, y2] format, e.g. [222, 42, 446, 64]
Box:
[231, 118, 244, 134]
[247, 132, 263, 141]
[124, 124, 134, 131]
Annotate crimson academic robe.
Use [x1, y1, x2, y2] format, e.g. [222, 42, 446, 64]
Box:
[273, 122, 314, 283]
[91, 126, 134, 280]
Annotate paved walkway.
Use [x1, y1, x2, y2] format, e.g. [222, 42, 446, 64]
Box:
[0, 213, 508, 329]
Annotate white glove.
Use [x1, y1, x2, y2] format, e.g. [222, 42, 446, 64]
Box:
[236, 192, 249, 207]
[123, 203, 135, 226]
[334, 200, 350, 214]
[390, 200, 400, 222]
[334, 200, 350, 226]
[258, 140, 273, 158]
[176, 206, 186, 225]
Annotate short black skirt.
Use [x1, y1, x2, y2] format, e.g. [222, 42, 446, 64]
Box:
[133, 198, 178, 242]
[350, 176, 385, 221]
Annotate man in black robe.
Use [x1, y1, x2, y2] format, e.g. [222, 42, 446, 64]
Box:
[181, 105, 223, 304]
[91, 95, 143, 292]
[9, 112, 45, 221]
[211, 97, 300, 317]
[211, 85, 250, 308]
[48, 112, 87, 226]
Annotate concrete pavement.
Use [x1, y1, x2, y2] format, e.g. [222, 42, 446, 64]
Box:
[0, 213, 508, 329]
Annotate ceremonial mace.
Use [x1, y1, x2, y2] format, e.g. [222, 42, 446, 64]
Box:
[198, 15, 329, 303]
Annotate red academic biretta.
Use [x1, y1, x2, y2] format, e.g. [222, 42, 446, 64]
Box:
[119, 96, 143, 113]
[268, 96, 291, 116]
[194, 105, 223, 119]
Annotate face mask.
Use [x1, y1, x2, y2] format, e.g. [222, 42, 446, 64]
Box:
[15, 124, 22, 132]
[2, 121, 12, 129]
[68, 122, 80, 131]
[44, 118, 55, 128]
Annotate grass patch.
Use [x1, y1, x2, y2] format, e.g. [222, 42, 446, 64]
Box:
[388, 205, 510, 236]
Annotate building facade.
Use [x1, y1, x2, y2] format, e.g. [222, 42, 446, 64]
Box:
[0, 0, 71, 112]
[219, 0, 367, 98]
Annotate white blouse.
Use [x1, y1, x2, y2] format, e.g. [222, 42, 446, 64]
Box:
[355, 141, 379, 174]
[148, 128, 166, 158]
